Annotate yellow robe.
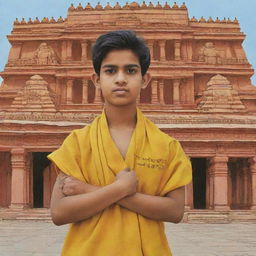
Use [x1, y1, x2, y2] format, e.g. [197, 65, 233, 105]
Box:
[47, 108, 192, 256]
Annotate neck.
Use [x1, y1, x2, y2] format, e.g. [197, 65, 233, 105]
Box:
[104, 103, 137, 129]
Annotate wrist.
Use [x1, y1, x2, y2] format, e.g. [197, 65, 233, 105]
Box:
[113, 180, 129, 198]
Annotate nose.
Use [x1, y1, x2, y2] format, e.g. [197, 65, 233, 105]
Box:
[115, 70, 127, 86]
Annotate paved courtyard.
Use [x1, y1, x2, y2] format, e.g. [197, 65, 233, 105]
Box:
[0, 220, 255, 256]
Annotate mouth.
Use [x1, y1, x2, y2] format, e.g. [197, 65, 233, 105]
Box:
[112, 88, 129, 92]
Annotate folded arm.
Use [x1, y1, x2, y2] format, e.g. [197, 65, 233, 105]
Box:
[60, 167, 186, 223]
[118, 187, 185, 223]
[50, 166, 137, 226]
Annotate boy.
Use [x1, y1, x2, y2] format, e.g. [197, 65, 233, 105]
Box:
[48, 30, 192, 256]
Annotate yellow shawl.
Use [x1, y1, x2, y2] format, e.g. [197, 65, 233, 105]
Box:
[47, 108, 192, 256]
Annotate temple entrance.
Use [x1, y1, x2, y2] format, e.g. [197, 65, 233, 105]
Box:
[228, 158, 252, 209]
[0, 152, 11, 207]
[191, 158, 208, 209]
[32, 152, 56, 208]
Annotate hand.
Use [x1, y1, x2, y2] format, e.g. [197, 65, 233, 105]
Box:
[115, 168, 138, 197]
[60, 175, 88, 196]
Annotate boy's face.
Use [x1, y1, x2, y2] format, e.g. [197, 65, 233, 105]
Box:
[92, 49, 150, 107]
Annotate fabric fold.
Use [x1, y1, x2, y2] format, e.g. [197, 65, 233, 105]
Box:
[47, 108, 192, 256]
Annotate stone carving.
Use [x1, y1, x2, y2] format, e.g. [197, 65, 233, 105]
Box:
[9, 75, 56, 113]
[34, 43, 58, 65]
[198, 42, 218, 64]
[197, 74, 246, 113]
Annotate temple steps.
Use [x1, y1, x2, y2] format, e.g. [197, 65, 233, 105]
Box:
[0, 208, 51, 221]
[183, 210, 256, 223]
[1, 208, 256, 223]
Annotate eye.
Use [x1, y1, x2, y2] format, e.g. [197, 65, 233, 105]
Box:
[127, 68, 137, 74]
[105, 68, 116, 74]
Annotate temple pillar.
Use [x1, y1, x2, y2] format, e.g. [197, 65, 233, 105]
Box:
[94, 87, 102, 104]
[66, 79, 73, 104]
[209, 156, 230, 210]
[147, 40, 154, 61]
[174, 40, 181, 60]
[151, 79, 158, 104]
[82, 79, 89, 104]
[81, 40, 88, 62]
[56, 78, 62, 105]
[243, 164, 248, 207]
[185, 182, 193, 210]
[249, 157, 256, 210]
[159, 40, 166, 61]
[10, 148, 29, 209]
[173, 79, 180, 105]
[159, 79, 165, 104]
[66, 40, 72, 61]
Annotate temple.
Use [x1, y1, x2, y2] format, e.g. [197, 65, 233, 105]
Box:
[0, 1, 256, 222]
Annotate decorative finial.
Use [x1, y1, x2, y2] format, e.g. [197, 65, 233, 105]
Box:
[180, 2, 187, 9]
[130, 2, 140, 9]
[68, 3, 75, 11]
[57, 16, 64, 22]
[172, 2, 179, 8]
[85, 3, 93, 10]
[21, 18, 26, 24]
[50, 17, 56, 23]
[190, 16, 198, 22]
[163, 2, 171, 9]
[208, 17, 214, 23]
[215, 17, 220, 23]
[41, 17, 49, 23]
[141, 1, 147, 8]
[28, 18, 33, 24]
[156, 1, 162, 9]
[34, 17, 40, 24]
[148, 2, 154, 8]
[114, 2, 121, 9]
[233, 17, 239, 24]
[77, 3, 84, 11]
[227, 18, 232, 23]
[105, 2, 112, 9]
[95, 2, 103, 9]
[123, 2, 130, 9]
[14, 18, 20, 25]
[199, 16, 206, 22]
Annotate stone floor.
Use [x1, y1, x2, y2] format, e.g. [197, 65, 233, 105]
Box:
[0, 220, 255, 256]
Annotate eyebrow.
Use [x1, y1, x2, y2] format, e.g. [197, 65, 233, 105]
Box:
[102, 64, 140, 69]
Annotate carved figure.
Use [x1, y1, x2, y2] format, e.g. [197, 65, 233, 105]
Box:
[198, 42, 218, 64]
[34, 43, 58, 65]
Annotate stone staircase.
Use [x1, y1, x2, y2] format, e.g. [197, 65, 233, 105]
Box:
[183, 209, 256, 223]
[1, 208, 256, 223]
[0, 208, 51, 221]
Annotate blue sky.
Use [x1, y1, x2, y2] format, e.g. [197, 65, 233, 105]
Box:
[1, 0, 256, 84]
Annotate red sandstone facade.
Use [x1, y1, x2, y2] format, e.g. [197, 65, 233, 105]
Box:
[0, 2, 256, 222]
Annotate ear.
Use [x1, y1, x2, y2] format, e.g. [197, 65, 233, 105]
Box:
[141, 73, 151, 89]
[91, 73, 101, 88]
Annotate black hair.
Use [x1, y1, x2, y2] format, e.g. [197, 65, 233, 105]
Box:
[92, 30, 150, 76]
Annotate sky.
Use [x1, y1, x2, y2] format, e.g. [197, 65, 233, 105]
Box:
[0, 0, 256, 84]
